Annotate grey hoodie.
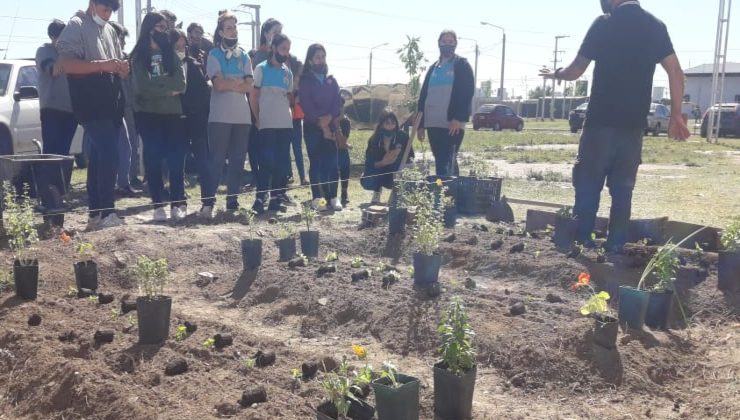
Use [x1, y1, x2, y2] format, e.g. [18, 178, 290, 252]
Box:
[57, 10, 121, 62]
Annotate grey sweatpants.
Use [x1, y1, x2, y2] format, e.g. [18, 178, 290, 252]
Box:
[206, 122, 250, 208]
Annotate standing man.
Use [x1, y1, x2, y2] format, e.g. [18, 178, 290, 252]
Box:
[36, 20, 77, 158]
[58, 0, 128, 230]
[543, 0, 690, 251]
[187, 22, 214, 59]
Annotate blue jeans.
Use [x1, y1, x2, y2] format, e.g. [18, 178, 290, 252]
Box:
[427, 127, 464, 177]
[136, 112, 187, 208]
[292, 119, 306, 181]
[80, 118, 121, 217]
[573, 125, 643, 249]
[255, 128, 292, 201]
[304, 122, 339, 200]
[185, 111, 210, 205]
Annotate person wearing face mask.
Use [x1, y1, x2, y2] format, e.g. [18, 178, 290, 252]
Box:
[298, 44, 344, 212]
[541, 0, 689, 252]
[169, 28, 212, 219]
[417, 30, 475, 178]
[249, 33, 295, 214]
[57, 0, 129, 230]
[360, 111, 410, 204]
[205, 12, 254, 215]
[131, 12, 187, 222]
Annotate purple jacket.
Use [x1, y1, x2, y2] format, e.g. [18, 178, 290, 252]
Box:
[298, 72, 342, 125]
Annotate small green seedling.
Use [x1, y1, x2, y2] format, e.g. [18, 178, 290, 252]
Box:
[175, 325, 188, 341]
[291, 367, 301, 380]
[325, 252, 338, 262]
[110, 308, 121, 320]
[88, 295, 98, 304]
[67, 285, 78, 297]
[126, 314, 138, 326]
[243, 358, 256, 370]
[203, 338, 216, 349]
[351, 256, 364, 268]
[299, 253, 309, 265]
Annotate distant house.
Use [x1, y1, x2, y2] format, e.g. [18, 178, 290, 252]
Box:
[684, 62, 740, 113]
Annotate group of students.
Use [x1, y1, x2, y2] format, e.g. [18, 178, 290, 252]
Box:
[36, 0, 477, 230]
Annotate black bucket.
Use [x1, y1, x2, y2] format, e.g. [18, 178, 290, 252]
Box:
[13, 259, 38, 300]
[372, 374, 420, 420]
[74, 261, 98, 290]
[645, 290, 673, 330]
[388, 207, 408, 235]
[413, 253, 441, 285]
[277, 237, 296, 262]
[241, 239, 263, 270]
[136, 296, 172, 344]
[718, 251, 740, 292]
[300, 231, 320, 258]
[433, 362, 476, 420]
[553, 217, 577, 249]
[592, 314, 619, 349]
[443, 206, 457, 229]
[617, 286, 649, 330]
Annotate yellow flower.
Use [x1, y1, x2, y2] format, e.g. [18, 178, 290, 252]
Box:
[318, 198, 327, 207]
[435, 178, 443, 187]
[352, 344, 367, 359]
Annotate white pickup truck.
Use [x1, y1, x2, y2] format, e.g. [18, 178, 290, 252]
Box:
[0, 59, 84, 163]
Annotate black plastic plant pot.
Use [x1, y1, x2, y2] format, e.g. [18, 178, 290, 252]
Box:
[347, 397, 375, 420]
[443, 206, 457, 229]
[617, 286, 649, 330]
[388, 207, 408, 235]
[372, 373, 420, 420]
[718, 251, 740, 292]
[413, 253, 441, 286]
[592, 314, 619, 349]
[316, 401, 338, 420]
[241, 239, 263, 270]
[277, 237, 297, 262]
[300, 231, 320, 258]
[74, 261, 98, 291]
[645, 290, 673, 330]
[13, 259, 39, 300]
[136, 296, 172, 344]
[553, 217, 578, 249]
[433, 362, 477, 420]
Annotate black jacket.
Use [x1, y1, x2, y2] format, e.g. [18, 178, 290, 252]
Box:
[364, 130, 410, 171]
[417, 56, 475, 126]
[181, 56, 210, 116]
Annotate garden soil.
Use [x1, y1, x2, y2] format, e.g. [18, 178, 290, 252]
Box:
[0, 211, 738, 419]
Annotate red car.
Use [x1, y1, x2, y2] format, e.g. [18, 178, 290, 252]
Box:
[473, 104, 524, 131]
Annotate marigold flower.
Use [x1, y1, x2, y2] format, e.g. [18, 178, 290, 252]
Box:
[318, 198, 327, 207]
[571, 272, 591, 290]
[352, 344, 367, 359]
[61, 232, 71, 243]
[435, 178, 443, 187]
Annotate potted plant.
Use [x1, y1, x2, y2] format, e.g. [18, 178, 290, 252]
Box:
[134, 256, 171, 344]
[3, 182, 40, 300]
[388, 182, 410, 235]
[434, 298, 476, 420]
[239, 209, 262, 270]
[553, 205, 577, 249]
[316, 357, 374, 420]
[372, 360, 420, 420]
[412, 186, 443, 286]
[718, 218, 740, 292]
[276, 222, 297, 262]
[571, 272, 618, 348]
[438, 181, 457, 229]
[300, 200, 323, 258]
[64, 233, 98, 291]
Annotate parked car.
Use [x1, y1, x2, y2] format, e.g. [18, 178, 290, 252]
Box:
[700, 103, 740, 138]
[568, 102, 588, 133]
[0, 60, 84, 162]
[473, 104, 524, 131]
[645, 103, 670, 136]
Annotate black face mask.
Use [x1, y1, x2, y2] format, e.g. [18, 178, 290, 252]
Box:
[312, 63, 328, 74]
[275, 53, 288, 64]
[600, 0, 612, 14]
[439, 45, 456, 56]
[381, 129, 395, 138]
[151, 31, 169, 49]
[222, 37, 238, 49]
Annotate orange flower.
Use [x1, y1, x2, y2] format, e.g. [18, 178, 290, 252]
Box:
[61, 232, 71, 243]
[570, 272, 590, 290]
[352, 344, 367, 360]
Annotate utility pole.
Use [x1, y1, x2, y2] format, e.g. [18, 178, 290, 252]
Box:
[539, 65, 549, 120]
[551, 35, 569, 121]
[368, 42, 389, 85]
[239, 4, 261, 49]
[707, 0, 733, 143]
[459, 37, 479, 109]
[118, 0, 124, 25]
[481, 22, 506, 100]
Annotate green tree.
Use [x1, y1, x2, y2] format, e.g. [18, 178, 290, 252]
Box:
[480, 80, 493, 98]
[528, 85, 553, 99]
[397, 35, 427, 112]
[575, 80, 589, 97]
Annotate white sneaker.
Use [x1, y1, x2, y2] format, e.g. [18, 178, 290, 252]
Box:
[171, 205, 187, 221]
[312, 198, 327, 211]
[330, 198, 343, 211]
[152, 207, 167, 222]
[98, 213, 125, 228]
[371, 191, 382, 204]
[86, 215, 102, 231]
[198, 205, 213, 219]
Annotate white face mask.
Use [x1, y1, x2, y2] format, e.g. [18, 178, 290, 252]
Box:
[92, 12, 107, 27]
[177, 51, 186, 61]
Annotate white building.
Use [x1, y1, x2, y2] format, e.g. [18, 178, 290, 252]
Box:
[684, 62, 740, 113]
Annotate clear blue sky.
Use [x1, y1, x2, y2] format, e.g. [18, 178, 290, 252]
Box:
[1, 0, 737, 98]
